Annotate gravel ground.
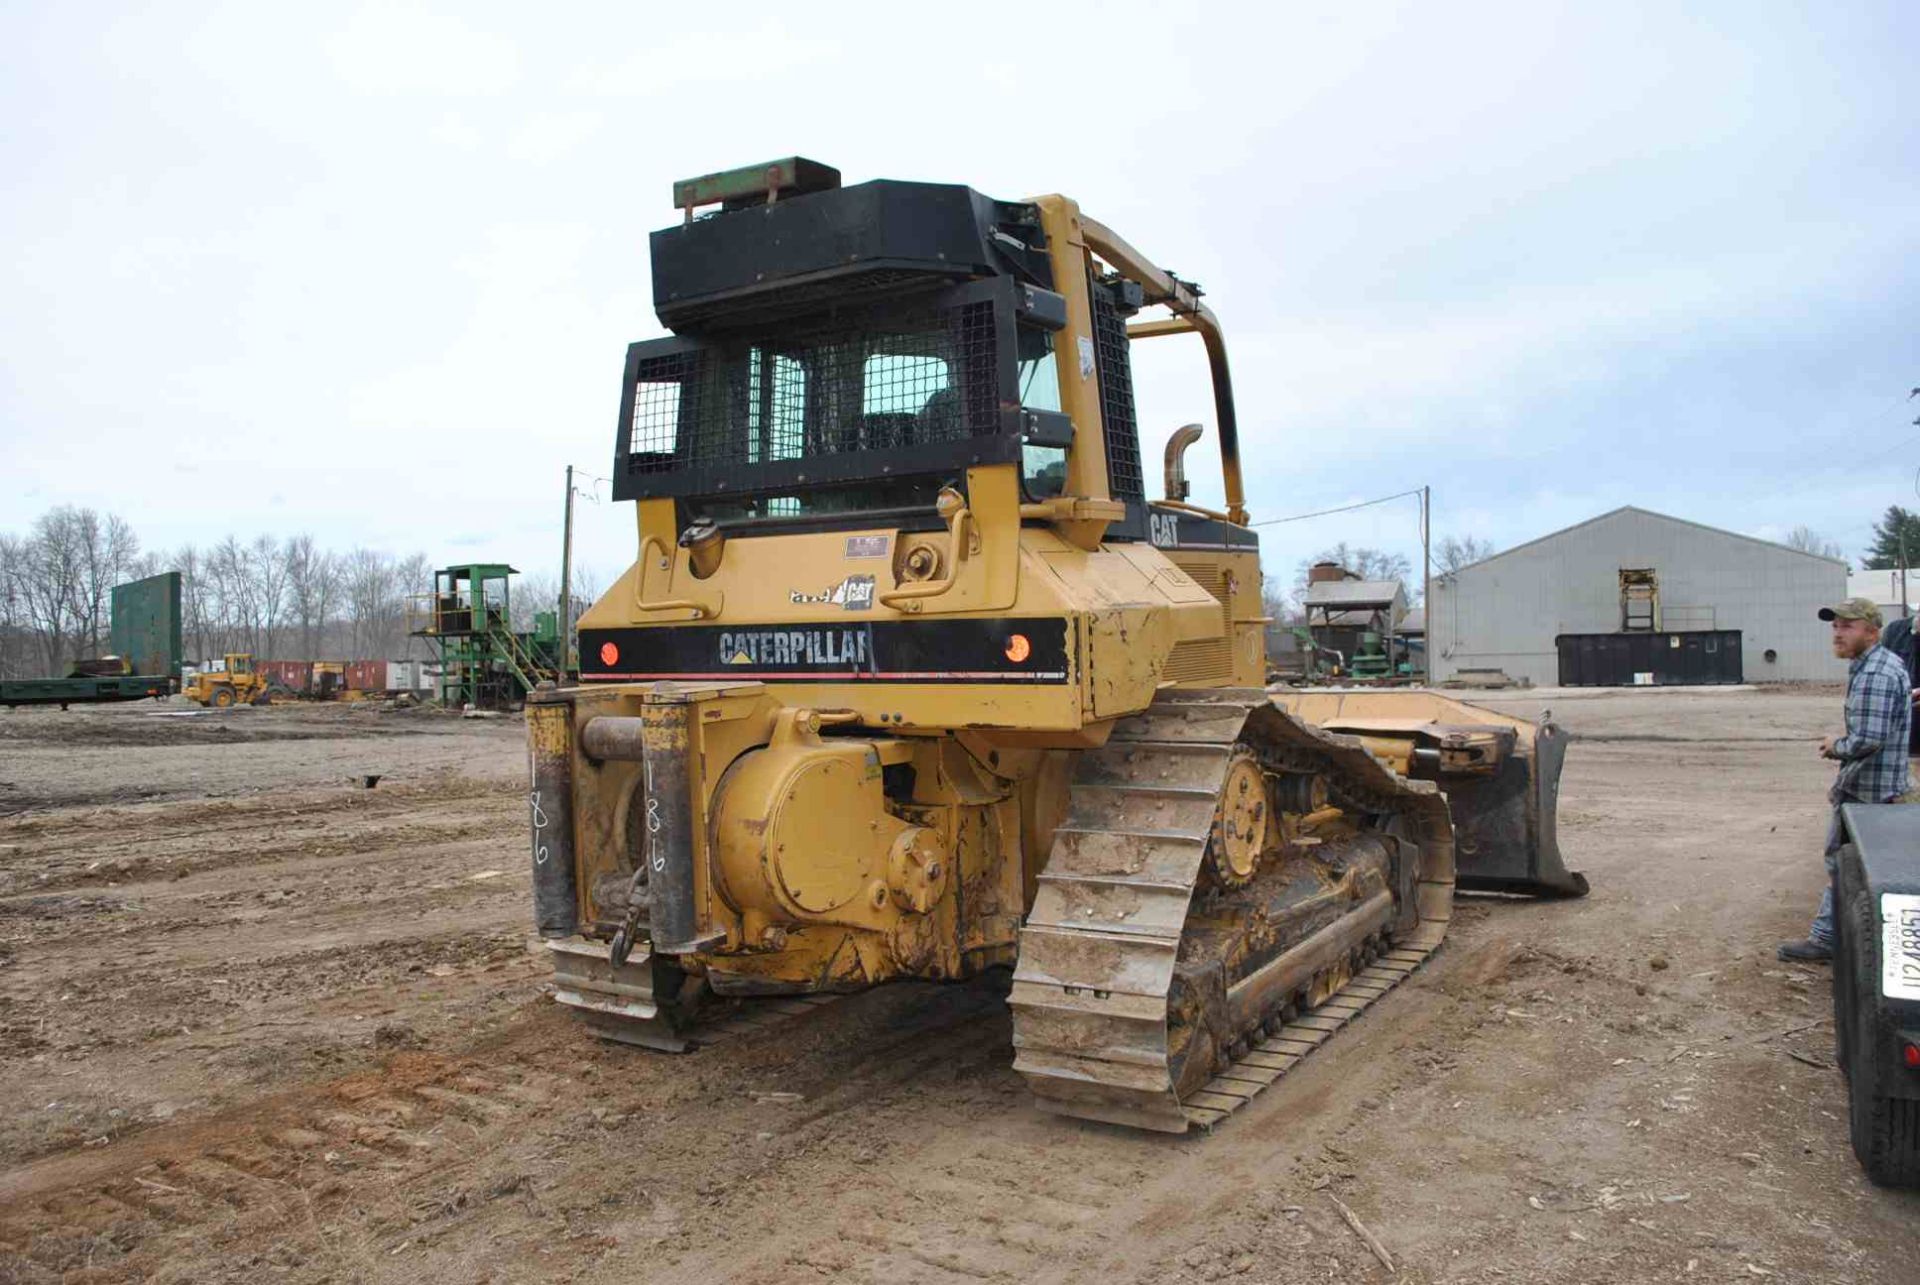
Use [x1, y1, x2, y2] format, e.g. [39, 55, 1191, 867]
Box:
[1, 688, 1916, 1283]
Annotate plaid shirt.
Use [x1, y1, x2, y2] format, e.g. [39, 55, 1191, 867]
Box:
[1830, 642, 1912, 804]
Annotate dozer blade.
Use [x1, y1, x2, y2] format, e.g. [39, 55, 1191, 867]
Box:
[1438, 717, 1585, 897]
[1271, 690, 1587, 899]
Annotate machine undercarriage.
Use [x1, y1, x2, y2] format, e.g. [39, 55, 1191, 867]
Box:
[525, 157, 1583, 1132]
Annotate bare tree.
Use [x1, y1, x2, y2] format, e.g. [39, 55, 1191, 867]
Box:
[209, 536, 259, 656]
[1295, 543, 1414, 603]
[0, 533, 29, 679]
[17, 507, 86, 672]
[1258, 563, 1298, 625]
[72, 510, 140, 658]
[286, 536, 342, 659]
[512, 571, 559, 634]
[173, 544, 211, 662]
[5, 503, 560, 670]
[388, 552, 433, 656]
[569, 567, 602, 617]
[1784, 525, 1845, 561]
[1435, 534, 1496, 576]
[249, 534, 291, 658]
[343, 549, 397, 658]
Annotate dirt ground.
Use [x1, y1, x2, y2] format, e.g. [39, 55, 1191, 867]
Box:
[2, 688, 1917, 1283]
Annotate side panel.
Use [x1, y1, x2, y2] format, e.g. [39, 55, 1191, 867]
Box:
[109, 572, 183, 678]
[580, 618, 1069, 685]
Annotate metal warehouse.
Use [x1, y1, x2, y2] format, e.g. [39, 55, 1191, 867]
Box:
[1428, 506, 1848, 686]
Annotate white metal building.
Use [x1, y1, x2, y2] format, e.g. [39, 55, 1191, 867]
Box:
[1848, 567, 1920, 622]
[1429, 506, 1849, 686]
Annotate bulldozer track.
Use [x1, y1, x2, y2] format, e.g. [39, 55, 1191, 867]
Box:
[548, 936, 841, 1051]
[1176, 934, 1441, 1128]
[1009, 689, 1454, 1132]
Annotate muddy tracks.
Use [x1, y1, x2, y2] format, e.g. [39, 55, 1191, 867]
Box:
[0, 1037, 570, 1282]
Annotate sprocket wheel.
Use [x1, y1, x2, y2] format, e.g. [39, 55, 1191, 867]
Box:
[1206, 748, 1271, 889]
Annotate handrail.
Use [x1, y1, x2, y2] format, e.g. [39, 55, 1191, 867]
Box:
[493, 622, 553, 691]
[877, 492, 971, 610]
[632, 534, 721, 619]
[1078, 216, 1248, 527]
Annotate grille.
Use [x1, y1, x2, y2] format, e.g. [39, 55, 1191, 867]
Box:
[1090, 280, 1144, 505]
[663, 267, 953, 329]
[1163, 555, 1233, 683]
[626, 299, 997, 477]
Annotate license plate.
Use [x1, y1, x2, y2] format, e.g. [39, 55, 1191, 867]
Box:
[1882, 893, 1920, 1000]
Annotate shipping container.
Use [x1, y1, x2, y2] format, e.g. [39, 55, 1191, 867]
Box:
[259, 660, 313, 695]
[345, 659, 388, 692]
[1555, 630, 1743, 687]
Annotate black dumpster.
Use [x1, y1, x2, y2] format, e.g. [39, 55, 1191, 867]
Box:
[1554, 630, 1742, 687]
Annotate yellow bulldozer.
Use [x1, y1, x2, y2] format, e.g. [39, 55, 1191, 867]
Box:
[184, 653, 269, 708]
[526, 159, 1585, 1132]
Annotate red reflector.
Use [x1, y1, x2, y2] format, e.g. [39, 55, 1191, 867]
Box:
[599, 641, 620, 667]
[1005, 634, 1031, 663]
[1905, 1043, 1920, 1070]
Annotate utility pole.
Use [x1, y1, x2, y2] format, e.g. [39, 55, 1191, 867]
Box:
[1421, 485, 1432, 683]
[559, 465, 575, 675]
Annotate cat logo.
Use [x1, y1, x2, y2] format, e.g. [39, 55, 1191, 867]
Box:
[789, 574, 876, 611]
[1149, 511, 1181, 549]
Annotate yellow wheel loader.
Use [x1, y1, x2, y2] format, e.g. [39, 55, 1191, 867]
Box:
[184, 653, 270, 708]
[526, 159, 1585, 1132]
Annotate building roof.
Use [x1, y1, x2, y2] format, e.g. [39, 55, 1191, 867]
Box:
[1304, 579, 1405, 608]
[1400, 607, 1425, 634]
[438, 563, 520, 578]
[1849, 568, 1920, 609]
[1441, 506, 1849, 578]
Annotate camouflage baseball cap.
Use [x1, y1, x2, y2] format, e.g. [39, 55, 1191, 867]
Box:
[1818, 597, 1883, 626]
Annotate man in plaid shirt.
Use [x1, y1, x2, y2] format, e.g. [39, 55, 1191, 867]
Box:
[1778, 597, 1912, 961]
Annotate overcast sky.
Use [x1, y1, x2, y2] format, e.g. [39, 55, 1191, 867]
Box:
[3, 2, 1914, 595]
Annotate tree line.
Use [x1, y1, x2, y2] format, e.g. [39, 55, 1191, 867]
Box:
[0, 505, 595, 680]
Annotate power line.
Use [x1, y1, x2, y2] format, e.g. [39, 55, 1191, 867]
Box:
[1250, 487, 1424, 527]
[1834, 387, 1920, 469]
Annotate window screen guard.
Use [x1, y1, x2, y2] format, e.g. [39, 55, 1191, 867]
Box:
[613, 278, 1034, 504]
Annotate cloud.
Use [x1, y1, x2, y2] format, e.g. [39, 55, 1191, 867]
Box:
[429, 112, 485, 152]
[505, 110, 604, 164]
[326, 6, 521, 96]
[570, 21, 838, 97]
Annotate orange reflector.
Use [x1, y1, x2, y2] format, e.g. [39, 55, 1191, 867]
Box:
[1005, 634, 1031, 663]
[600, 641, 620, 667]
[1905, 1043, 1920, 1070]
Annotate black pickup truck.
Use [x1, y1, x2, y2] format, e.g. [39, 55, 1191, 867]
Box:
[1833, 804, 1920, 1186]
